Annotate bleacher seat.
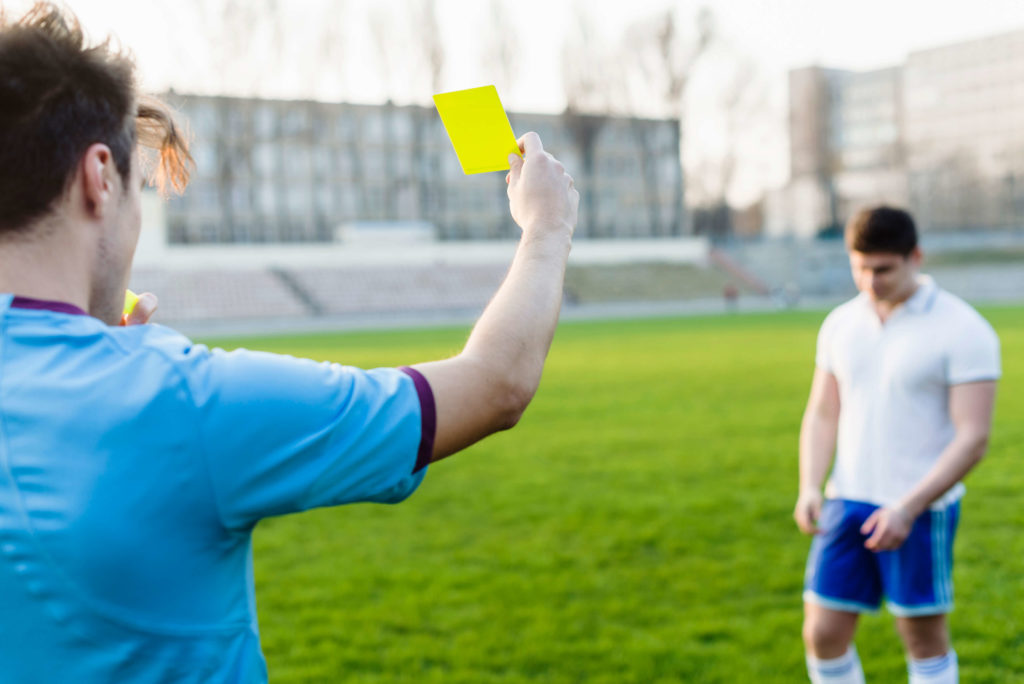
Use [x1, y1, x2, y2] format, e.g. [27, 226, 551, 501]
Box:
[129, 269, 309, 322]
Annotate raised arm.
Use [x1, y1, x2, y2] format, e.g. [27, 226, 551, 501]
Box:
[410, 132, 579, 461]
[794, 367, 841, 534]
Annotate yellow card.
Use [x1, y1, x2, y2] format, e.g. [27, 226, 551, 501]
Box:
[433, 85, 521, 174]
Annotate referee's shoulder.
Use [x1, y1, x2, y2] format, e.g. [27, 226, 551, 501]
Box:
[108, 322, 214, 370]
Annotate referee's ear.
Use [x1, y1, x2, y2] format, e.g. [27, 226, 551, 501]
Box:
[79, 143, 119, 220]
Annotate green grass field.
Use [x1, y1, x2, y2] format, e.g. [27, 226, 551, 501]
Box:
[201, 306, 1024, 683]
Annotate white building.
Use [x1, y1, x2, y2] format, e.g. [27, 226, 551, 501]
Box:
[771, 27, 1024, 237]
[904, 29, 1024, 231]
[160, 94, 685, 244]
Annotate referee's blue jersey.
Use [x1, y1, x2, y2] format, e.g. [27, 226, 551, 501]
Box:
[0, 294, 433, 682]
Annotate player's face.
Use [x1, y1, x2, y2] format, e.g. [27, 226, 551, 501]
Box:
[849, 249, 921, 303]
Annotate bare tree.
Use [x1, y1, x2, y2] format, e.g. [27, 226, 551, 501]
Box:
[160, 0, 286, 242]
[368, 5, 400, 103]
[365, 6, 401, 220]
[688, 58, 767, 215]
[368, 0, 443, 104]
[622, 6, 714, 119]
[561, 3, 618, 237]
[413, 0, 445, 99]
[482, 0, 520, 96]
[621, 7, 715, 235]
[307, 0, 350, 101]
[404, 0, 446, 230]
[479, 0, 521, 239]
[170, 0, 286, 97]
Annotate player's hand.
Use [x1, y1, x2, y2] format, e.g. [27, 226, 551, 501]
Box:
[861, 506, 913, 551]
[121, 292, 158, 326]
[506, 132, 578, 239]
[793, 490, 823, 534]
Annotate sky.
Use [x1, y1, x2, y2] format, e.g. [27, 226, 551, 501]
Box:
[8, 0, 1024, 204]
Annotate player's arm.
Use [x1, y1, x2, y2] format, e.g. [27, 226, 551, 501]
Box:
[794, 367, 840, 534]
[862, 380, 997, 550]
[899, 380, 997, 516]
[410, 132, 578, 462]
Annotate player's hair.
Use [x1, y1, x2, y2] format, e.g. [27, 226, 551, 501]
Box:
[845, 206, 918, 256]
[0, 2, 192, 234]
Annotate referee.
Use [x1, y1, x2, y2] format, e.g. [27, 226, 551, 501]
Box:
[0, 3, 578, 682]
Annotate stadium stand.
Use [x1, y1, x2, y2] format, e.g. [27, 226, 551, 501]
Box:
[289, 264, 508, 315]
[128, 263, 510, 324]
[129, 268, 310, 322]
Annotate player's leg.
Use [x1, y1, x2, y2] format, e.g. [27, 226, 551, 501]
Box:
[881, 502, 960, 683]
[802, 500, 882, 683]
[803, 603, 864, 683]
[804, 602, 860, 658]
[895, 613, 950, 658]
[896, 614, 956, 682]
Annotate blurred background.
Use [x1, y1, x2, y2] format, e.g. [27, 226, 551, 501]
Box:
[16, 0, 1024, 332]
[6, 4, 1021, 681]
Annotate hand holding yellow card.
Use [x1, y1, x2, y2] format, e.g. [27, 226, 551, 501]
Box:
[433, 85, 521, 175]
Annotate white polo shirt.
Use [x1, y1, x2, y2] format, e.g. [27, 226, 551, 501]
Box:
[816, 275, 1001, 509]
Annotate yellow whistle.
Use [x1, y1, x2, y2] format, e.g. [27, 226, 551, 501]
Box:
[123, 289, 139, 316]
[121, 289, 141, 325]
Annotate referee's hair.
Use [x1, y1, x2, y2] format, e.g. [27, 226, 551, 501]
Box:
[0, 2, 193, 235]
[845, 206, 918, 257]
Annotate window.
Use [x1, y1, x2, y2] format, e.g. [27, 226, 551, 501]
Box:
[281, 108, 310, 137]
[231, 185, 249, 215]
[286, 185, 309, 216]
[283, 147, 312, 180]
[337, 152, 354, 178]
[391, 113, 414, 142]
[188, 101, 217, 138]
[364, 115, 385, 143]
[257, 181, 277, 215]
[193, 143, 218, 179]
[335, 112, 358, 141]
[254, 144, 276, 178]
[313, 147, 332, 179]
[254, 105, 277, 139]
[225, 106, 247, 139]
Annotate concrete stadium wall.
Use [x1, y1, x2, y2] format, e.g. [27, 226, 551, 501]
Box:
[134, 192, 1019, 332]
[719, 235, 1024, 303]
[135, 238, 710, 270]
[139, 189, 709, 269]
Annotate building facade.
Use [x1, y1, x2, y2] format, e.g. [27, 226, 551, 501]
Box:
[772, 27, 1024, 237]
[161, 94, 684, 244]
[904, 30, 1024, 231]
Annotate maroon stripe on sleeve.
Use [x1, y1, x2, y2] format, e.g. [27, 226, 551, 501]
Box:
[399, 366, 436, 473]
[10, 296, 88, 317]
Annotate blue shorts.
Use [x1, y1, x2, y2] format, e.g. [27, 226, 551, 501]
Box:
[803, 499, 960, 617]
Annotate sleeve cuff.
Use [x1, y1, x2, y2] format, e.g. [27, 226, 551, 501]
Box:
[399, 366, 436, 473]
[949, 372, 1001, 385]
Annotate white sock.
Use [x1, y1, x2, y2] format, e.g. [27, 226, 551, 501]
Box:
[806, 646, 866, 684]
[908, 650, 958, 684]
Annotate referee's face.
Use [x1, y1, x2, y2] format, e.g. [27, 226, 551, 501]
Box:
[849, 248, 921, 304]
